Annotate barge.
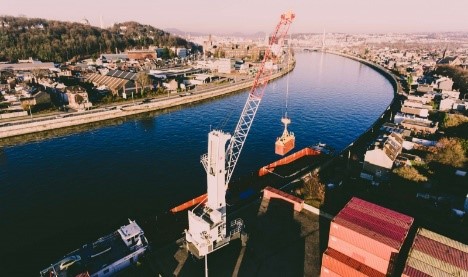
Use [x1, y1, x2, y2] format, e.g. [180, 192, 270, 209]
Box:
[170, 144, 334, 213]
[40, 219, 148, 277]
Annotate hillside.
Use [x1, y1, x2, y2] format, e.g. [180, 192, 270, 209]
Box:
[0, 16, 201, 63]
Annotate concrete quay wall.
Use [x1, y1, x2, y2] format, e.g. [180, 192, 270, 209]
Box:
[0, 65, 294, 140]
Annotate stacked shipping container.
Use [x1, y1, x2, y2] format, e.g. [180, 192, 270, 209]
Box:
[402, 228, 468, 276]
[321, 197, 414, 276]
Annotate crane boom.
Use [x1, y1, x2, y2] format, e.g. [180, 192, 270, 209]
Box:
[225, 11, 295, 186]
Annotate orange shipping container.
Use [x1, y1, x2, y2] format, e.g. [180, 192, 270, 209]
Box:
[322, 248, 385, 277]
[320, 266, 342, 277]
[330, 221, 398, 261]
[328, 235, 392, 274]
[275, 134, 295, 156]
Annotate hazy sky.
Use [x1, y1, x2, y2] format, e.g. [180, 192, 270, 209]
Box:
[2, 0, 467, 34]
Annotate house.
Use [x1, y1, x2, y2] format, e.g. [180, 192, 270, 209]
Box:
[401, 106, 429, 118]
[436, 56, 461, 66]
[441, 90, 460, 99]
[176, 48, 188, 58]
[126, 49, 157, 60]
[435, 77, 454, 91]
[217, 58, 234, 74]
[19, 90, 51, 110]
[416, 84, 433, 93]
[163, 79, 179, 92]
[65, 86, 92, 110]
[439, 98, 455, 111]
[0, 62, 55, 73]
[189, 74, 214, 85]
[361, 132, 403, 182]
[407, 95, 430, 104]
[98, 54, 129, 63]
[401, 119, 438, 134]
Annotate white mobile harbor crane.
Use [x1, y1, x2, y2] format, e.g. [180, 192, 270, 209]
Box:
[185, 11, 295, 259]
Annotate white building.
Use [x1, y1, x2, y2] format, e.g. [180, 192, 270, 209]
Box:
[217, 58, 233, 74]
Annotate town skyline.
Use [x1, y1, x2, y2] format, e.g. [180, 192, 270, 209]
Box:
[2, 0, 468, 34]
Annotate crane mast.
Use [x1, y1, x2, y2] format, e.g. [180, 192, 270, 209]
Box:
[185, 11, 295, 259]
[226, 11, 295, 186]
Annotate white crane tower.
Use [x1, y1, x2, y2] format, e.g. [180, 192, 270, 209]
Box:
[185, 11, 295, 258]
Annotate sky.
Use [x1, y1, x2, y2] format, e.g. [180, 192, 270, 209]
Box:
[1, 0, 467, 34]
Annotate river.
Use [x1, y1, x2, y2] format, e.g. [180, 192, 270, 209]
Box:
[0, 52, 393, 275]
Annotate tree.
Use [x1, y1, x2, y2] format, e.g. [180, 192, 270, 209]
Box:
[75, 94, 84, 109]
[393, 166, 428, 183]
[300, 172, 325, 207]
[135, 72, 151, 94]
[427, 137, 467, 168]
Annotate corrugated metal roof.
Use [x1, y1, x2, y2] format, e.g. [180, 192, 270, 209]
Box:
[107, 70, 137, 80]
[85, 73, 130, 91]
[322, 248, 386, 277]
[404, 228, 468, 276]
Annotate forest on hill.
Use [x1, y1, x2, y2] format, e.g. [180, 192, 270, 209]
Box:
[0, 16, 201, 63]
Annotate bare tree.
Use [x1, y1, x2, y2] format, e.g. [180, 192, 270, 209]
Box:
[135, 71, 151, 95]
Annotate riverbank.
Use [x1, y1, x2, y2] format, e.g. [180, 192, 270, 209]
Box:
[0, 63, 294, 143]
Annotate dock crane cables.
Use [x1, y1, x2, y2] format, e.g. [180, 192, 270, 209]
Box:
[224, 11, 295, 187]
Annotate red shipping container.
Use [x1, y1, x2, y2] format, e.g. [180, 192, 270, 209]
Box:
[328, 235, 391, 274]
[321, 266, 342, 277]
[322, 248, 385, 277]
[330, 221, 397, 261]
[338, 208, 408, 244]
[412, 233, 468, 271]
[347, 200, 412, 229]
[402, 265, 432, 277]
[349, 197, 413, 225]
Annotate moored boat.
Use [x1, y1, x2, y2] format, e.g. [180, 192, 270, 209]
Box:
[40, 219, 148, 277]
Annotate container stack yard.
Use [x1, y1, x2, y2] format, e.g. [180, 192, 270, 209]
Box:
[402, 228, 468, 276]
[321, 197, 414, 276]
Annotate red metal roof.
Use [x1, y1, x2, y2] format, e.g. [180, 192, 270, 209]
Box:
[322, 247, 385, 277]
